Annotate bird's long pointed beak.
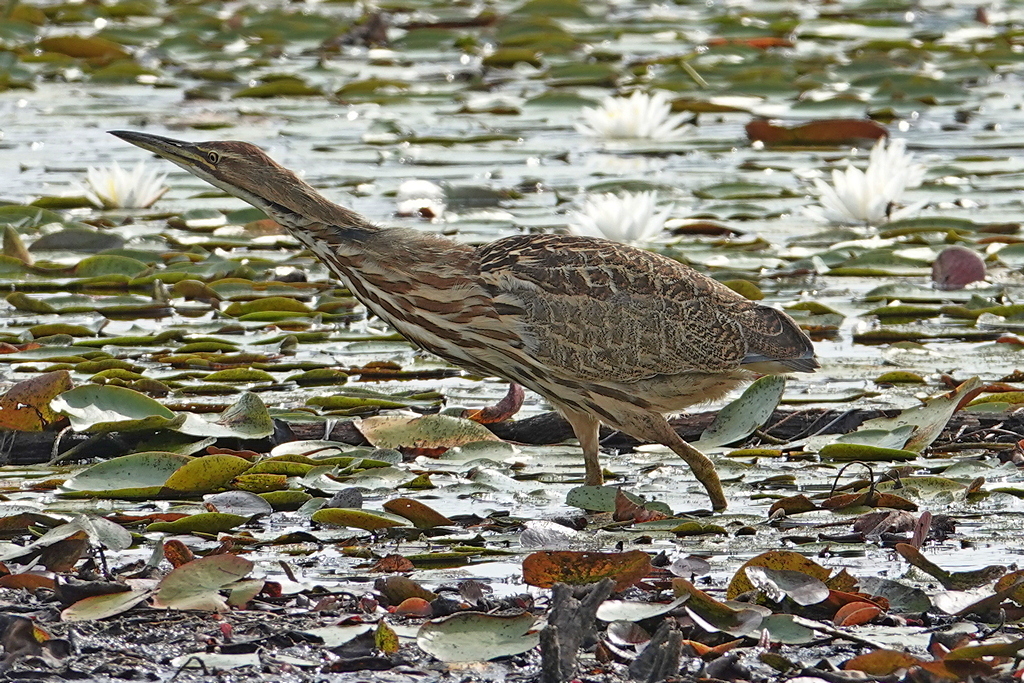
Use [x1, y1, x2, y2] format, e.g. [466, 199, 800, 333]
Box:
[108, 130, 199, 164]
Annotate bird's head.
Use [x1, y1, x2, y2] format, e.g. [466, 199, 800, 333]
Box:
[109, 130, 349, 228]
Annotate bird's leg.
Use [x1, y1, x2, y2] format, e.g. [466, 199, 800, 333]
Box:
[621, 413, 728, 511]
[665, 433, 727, 511]
[559, 409, 603, 486]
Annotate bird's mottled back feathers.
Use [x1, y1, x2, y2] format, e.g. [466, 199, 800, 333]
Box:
[477, 234, 816, 382]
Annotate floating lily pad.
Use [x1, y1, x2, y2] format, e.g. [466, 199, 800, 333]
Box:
[63, 451, 190, 498]
[51, 385, 181, 433]
[355, 413, 500, 450]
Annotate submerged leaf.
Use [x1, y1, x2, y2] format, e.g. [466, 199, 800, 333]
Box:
[416, 612, 538, 662]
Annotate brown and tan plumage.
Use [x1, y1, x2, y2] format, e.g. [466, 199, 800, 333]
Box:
[110, 131, 817, 510]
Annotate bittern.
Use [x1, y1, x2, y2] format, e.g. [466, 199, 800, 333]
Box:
[111, 130, 817, 510]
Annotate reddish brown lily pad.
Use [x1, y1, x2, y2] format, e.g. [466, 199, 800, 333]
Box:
[522, 550, 651, 591]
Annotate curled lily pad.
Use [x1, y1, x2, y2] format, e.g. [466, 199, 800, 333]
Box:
[858, 377, 983, 453]
[51, 385, 181, 433]
[174, 392, 273, 439]
[0, 370, 73, 431]
[694, 375, 786, 451]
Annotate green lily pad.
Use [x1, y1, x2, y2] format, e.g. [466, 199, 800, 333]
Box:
[146, 512, 249, 534]
[693, 375, 786, 451]
[174, 392, 274, 438]
[153, 554, 253, 612]
[51, 385, 182, 432]
[818, 443, 918, 461]
[74, 254, 149, 278]
[62, 451, 191, 497]
[311, 507, 409, 531]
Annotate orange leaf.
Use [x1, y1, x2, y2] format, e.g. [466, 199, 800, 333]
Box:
[844, 649, 926, 675]
[372, 554, 415, 573]
[391, 597, 433, 617]
[522, 550, 651, 591]
[706, 36, 793, 49]
[0, 573, 56, 591]
[833, 601, 881, 626]
[163, 540, 195, 568]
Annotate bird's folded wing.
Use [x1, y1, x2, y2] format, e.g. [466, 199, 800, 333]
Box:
[477, 234, 815, 383]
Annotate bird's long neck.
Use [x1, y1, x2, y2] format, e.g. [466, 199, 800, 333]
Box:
[259, 187, 483, 354]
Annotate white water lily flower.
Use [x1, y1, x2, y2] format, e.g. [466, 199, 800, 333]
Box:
[807, 137, 926, 226]
[576, 91, 691, 140]
[78, 161, 169, 209]
[395, 179, 446, 218]
[568, 191, 672, 245]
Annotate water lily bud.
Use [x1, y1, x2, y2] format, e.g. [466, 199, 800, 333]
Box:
[932, 245, 985, 290]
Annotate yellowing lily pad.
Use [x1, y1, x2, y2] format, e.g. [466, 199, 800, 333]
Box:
[727, 550, 831, 599]
[311, 508, 409, 531]
[0, 370, 73, 431]
[163, 455, 253, 494]
[174, 392, 274, 439]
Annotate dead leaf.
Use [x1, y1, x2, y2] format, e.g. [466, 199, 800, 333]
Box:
[382, 498, 453, 529]
[746, 119, 887, 147]
[522, 550, 651, 591]
[833, 601, 882, 626]
[727, 550, 831, 599]
[613, 489, 670, 523]
[0, 371, 73, 431]
[463, 383, 524, 424]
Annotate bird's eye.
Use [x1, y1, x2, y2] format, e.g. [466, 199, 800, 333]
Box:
[206, 151, 220, 165]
